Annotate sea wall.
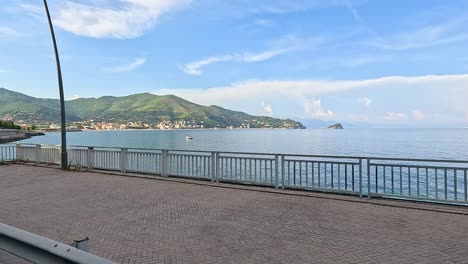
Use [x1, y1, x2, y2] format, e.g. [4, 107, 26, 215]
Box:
[0, 129, 44, 144]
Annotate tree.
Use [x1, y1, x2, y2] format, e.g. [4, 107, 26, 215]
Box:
[0, 120, 21, 130]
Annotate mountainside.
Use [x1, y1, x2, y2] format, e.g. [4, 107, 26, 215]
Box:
[0, 88, 305, 129]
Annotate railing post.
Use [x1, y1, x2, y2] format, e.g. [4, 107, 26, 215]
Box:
[216, 153, 221, 183]
[120, 148, 128, 173]
[275, 155, 279, 189]
[367, 158, 371, 199]
[211, 152, 216, 182]
[87, 147, 94, 169]
[281, 155, 285, 189]
[161, 150, 169, 177]
[35, 144, 41, 165]
[359, 158, 363, 198]
[15, 143, 20, 161]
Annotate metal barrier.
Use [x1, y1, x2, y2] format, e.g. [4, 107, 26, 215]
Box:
[16, 144, 61, 165]
[0, 144, 16, 162]
[368, 157, 468, 203]
[0, 223, 116, 264]
[12, 144, 468, 206]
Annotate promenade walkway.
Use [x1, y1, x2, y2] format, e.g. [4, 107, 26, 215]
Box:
[1, 165, 467, 264]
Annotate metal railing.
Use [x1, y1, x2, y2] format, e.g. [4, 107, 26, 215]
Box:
[0, 144, 16, 162]
[367, 157, 468, 204]
[8, 144, 468, 206]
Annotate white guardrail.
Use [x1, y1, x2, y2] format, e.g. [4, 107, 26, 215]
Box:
[0, 223, 116, 264]
[3, 144, 467, 206]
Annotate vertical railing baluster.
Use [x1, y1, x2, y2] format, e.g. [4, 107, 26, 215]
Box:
[275, 155, 279, 188]
[211, 153, 215, 181]
[391, 166, 394, 195]
[234, 158, 238, 180]
[359, 159, 363, 197]
[270, 160, 273, 185]
[435, 169, 439, 199]
[399, 167, 403, 196]
[249, 159, 252, 182]
[260, 160, 264, 183]
[375, 166, 378, 194]
[367, 159, 371, 199]
[464, 170, 467, 202]
[331, 163, 334, 189]
[444, 169, 448, 200]
[408, 167, 411, 197]
[221, 157, 225, 179]
[426, 168, 429, 198]
[293, 161, 296, 186]
[383, 166, 386, 194]
[352, 163, 355, 191]
[229, 157, 231, 180]
[345, 164, 348, 191]
[305, 162, 309, 188]
[299, 161, 302, 187]
[416, 168, 420, 197]
[281, 155, 285, 189]
[318, 162, 321, 188]
[454, 169, 458, 201]
[324, 163, 328, 188]
[312, 162, 315, 188]
[216, 154, 220, 182]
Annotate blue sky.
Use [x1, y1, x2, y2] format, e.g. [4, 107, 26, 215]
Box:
[1, 0, 468, 127]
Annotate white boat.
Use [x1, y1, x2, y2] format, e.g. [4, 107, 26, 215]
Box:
[185, 136, 193, 140]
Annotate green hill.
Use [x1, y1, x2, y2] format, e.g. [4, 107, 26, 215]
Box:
[0, 88, 304, 129]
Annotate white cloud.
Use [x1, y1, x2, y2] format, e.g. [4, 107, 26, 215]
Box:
[102, 58, 147, 73]
[385, 112, 408, 121]
[151, 73, 468, 121]
[20, 3, 43, 15]
[255, 19, 272, 27]
[243, 48, 292, 62]
[154, 74, 468, 104]
[0, 26, 16, 35]
[181, 47, 292, 75]
[304, 98, 334, 119]
[411, 109, 426, 120]
[181, 55, 234, 76]
[358, 97, 372, 107]
[370, 19, 468, 51]
[70, 95, 81, 100]
[342, 55, 390, 67]
[250, 0, 343, 15]
[261, 101, 273, 116]
[52, 0, 191, 39]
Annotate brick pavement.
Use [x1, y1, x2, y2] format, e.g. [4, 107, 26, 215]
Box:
[1, 164, 468, 264]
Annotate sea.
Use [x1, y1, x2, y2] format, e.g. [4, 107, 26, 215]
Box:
[15, 128, 468, 160]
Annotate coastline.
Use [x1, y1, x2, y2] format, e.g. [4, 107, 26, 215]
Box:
[0, 130, 45, 144]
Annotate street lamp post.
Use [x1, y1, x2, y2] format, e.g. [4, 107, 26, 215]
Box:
[43, 0, 68, 169]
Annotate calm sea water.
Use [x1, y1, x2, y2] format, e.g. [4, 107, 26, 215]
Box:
[16, 128, 468, 160]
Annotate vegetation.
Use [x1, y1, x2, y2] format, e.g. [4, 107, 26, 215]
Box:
[328, 123, 344, 129]
[0, 88, 305, 129]
[0, 120, 21, 130]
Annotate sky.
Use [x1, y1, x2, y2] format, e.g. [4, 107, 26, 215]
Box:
[1, 0, 468, 127]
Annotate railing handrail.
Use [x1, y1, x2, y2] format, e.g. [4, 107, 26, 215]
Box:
[15, 143, 60, 147]
[63, 144, 468, 163]
[0, 223, 116, 264]
[70, 145, 366, 159]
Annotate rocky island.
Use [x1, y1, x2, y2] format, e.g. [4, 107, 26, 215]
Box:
[328, 123, 344, 129]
